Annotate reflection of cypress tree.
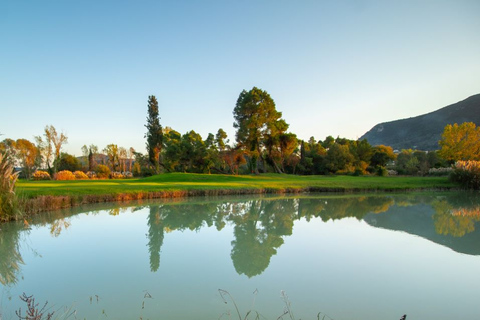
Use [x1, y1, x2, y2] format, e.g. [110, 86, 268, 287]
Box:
[0, 221, 24, 286]
[147, 205, 164, 272]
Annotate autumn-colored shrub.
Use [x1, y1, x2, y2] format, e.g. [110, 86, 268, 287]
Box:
[96, 165, 111, 179]
[450, 161, 480, 189]
[55, 170, 76, 181]
[74, 171, 89, 180]
[32, 170, 51, 180]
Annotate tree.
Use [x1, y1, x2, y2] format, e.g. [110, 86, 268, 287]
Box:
[145, 95, 163, 174]
[325, 143, 354, 173]
[233, 87, 284, 174]
[44, 125, 68, 174]
[439, 122, 480, 161]
[103, 144, 119, 171]
[81, 144, 99, 171]
[14, 139, 38, 179]
[370, 145, 395, 167]
[215, 128, 228, 151]
[119, 147, 127, 172]
[58, 152, 81, 172]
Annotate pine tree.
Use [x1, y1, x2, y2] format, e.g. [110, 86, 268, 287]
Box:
[145, 95, 163, 174]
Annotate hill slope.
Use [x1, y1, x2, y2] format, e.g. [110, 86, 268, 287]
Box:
[360, 93, 480, 151]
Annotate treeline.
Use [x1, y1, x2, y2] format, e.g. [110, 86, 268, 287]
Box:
[2, 87, 477, 180]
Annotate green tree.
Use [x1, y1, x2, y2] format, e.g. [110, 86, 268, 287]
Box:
[145, 95, 163, 174]
[103, 144, 120, 171]
[370, 145, 395, 167]
[233, 87, 284, 174]
[58, 152, 81, 172]
[325, 143, 354, 173]
[439, 122, 480, 161]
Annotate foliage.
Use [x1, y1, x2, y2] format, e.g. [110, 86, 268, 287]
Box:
[57, 153, 81, 172]
[81, 144, 99, 171]
[32, 170, 51, 180]
[370, 145, 395, 167]
[439, 122, 480, 161]
[103, 144, 120, 171]
[450, 161, 480, 189]
[54, 170, 76, 181]
[15, 139, 38, 179]
[96, 164, 111, 179]
[44, 125, 68, 174]
[73, 170, 88, 180]
[233, 87, 287, 173]
[0, 151, 21, 222]
[145, 95, 163, 174]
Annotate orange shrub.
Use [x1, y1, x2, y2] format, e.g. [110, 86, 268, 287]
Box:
[32, 170, 51, 180]
[74, 171, 89, 180]
[55, 170, 76, 181]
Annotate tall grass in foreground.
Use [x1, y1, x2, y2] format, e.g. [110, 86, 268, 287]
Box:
[11, 290, 407, 320]
[0, 152, 22, 222]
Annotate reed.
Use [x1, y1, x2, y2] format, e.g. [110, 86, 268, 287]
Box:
[0, 151, 22, 222]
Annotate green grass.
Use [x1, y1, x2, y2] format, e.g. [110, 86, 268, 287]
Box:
[17, 173, 456, 199]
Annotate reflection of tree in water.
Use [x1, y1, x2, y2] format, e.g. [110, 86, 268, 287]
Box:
[0, 221, 24, 286]
[302, 196, 396, 222]
[432, 200, 480, 237]
[146, 201, 229, 272]
[147, 205, 164, 272]
[230, 199, 296, 278]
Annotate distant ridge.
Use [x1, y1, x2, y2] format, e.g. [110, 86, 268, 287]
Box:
[360, 93, 480, 151]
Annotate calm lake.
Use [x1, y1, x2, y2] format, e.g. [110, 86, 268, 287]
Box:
[1, 192, 480, 320]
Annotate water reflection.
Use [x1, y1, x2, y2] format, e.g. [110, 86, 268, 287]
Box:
[2, 192, 480, 286]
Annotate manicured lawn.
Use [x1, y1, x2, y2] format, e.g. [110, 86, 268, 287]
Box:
[16, 173, 456, 199]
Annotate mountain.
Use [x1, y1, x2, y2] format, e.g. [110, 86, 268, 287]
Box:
[360, 93, 480, 151]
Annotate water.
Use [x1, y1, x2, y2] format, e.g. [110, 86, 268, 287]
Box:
[1, 192, 480, 320]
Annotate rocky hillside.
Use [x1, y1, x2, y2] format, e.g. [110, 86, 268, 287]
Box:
[360, 93, 480, 151]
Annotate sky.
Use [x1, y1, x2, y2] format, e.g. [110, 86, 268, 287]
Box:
[1, 0, 479, 156]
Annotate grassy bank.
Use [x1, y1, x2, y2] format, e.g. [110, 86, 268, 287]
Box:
[13, 173, 456, 215]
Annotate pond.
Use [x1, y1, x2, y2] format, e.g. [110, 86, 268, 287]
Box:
[1, 192, 480, 320]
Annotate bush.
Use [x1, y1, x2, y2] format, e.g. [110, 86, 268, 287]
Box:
[96, 165, 111, 179]
[450, 161, 480, 189]
[376, 166, 388, 176]
[111, 172, 124, 179]
[55, 170, 76, 181]
[32, 170, 51, 180]
[86, 171, 97, 179]
[74, 171, 89, 180]
[428, 167, 453, 176]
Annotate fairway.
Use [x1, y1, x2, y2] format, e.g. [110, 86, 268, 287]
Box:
[17, 173, 456, 199]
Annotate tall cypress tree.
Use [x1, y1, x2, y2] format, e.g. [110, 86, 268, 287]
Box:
[145, 95, 163, 174]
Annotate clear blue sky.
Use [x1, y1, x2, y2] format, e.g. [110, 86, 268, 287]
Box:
[1, 0, 479, 155]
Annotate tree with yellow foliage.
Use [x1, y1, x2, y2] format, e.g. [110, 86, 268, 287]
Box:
[438, 122, 480, 161]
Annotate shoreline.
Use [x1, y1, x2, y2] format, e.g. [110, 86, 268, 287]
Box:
[20, 185, 458, 216]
